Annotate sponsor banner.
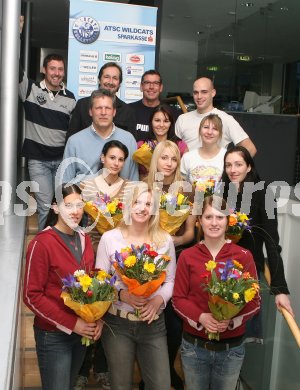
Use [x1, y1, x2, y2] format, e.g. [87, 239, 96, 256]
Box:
[125, 89, 143, 100]
[125, 77, 141, 88]
[80, 50, 99, 61]
[78, 86, 98, 97]
[126, 54, 144, 64]
[103, 52, 121, 62]
[79, 62, 98, 73]
[99, 22, 155, 46]
[79, 74, 98, 85]
[125, 65, 144, 76]
[68, 0, 157, 101]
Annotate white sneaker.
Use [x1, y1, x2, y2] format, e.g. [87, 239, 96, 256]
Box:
[74, 375, 88, 390]
[94, 372, 111, 390]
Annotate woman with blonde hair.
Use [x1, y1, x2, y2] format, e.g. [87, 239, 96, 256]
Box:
[95, 185, 176, 390]
[146, 140, 196, 390]
[181, 113, 226, 185]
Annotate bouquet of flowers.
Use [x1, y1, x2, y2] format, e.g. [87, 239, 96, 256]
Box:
[132, 140, 158, 170]
[61, 269, 116, 346]
[226, 210, 251, 243]
[202, 259, 259, 340]
[84, 193, 123, 234]
[159, 192, 191, 235]
[194, 178, 216, 197]
[113, 243, 171, 316]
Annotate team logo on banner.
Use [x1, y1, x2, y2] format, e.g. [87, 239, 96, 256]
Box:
[73, 16, 100, 44]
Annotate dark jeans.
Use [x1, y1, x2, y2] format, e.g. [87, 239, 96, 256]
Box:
[78, 339, 108, 377]
[34, 326, 86, 390]
[165, 301, 183, 372]
[102, 312, 170, 390]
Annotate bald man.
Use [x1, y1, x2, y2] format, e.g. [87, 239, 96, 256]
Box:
[175, 77, 257, 156]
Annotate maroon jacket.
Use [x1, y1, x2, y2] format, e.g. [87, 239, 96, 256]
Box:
[173, 241, 260, 340]
[23, 227, 94, 334]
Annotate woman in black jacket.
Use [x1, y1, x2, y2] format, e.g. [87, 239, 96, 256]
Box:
[220, 146, 293, 325]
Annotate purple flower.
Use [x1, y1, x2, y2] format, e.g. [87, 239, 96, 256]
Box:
[108, 275, 117, 286]
[62, 274, 77, 289]
[115, 251, 124, 269]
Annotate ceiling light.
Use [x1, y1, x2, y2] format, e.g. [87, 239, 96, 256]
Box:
[241, 2, 255, 7]
[196, 31, 204, 35]
[280, 7, 289, 11]
[228, 11, 236, 15]
[184, 15, 192, 18]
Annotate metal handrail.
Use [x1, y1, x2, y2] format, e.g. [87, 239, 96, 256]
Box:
[264, 264, 300, 348]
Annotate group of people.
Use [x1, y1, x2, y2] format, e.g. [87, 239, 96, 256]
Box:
[21, 38, 294, 390]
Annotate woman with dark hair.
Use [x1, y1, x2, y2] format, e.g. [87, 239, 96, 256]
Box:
[81, 140, 131, 250]
[75, 140, 131, 390]
[173, 195, 260, 390]
[23, 184, 101, 390]
[221, 146, 294, 331]
[135, 105, 187, 179]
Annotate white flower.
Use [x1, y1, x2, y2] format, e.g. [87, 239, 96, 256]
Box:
[74, 269, 85, 277]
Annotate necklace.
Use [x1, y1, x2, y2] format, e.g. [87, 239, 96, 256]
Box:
[103, 175, 120, 186]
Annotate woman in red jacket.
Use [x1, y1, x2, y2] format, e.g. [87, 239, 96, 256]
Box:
[23, 184, 102, 390]
[173, 195, 260, 390]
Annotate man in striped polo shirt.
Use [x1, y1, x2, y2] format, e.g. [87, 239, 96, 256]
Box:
[19, 54, 76, 230]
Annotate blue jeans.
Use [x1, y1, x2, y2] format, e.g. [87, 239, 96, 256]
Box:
[181, 337, 245, 390]
[28, 158, 62, 230]
[101, 312, 170, 390]
[34, 326, 86, 390]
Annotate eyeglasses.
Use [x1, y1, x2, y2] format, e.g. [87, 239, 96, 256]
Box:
[63, 202, 85, 210]
[141, 81, 161, 86]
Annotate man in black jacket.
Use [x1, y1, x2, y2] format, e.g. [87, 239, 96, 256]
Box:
[67, 62, 135, 139]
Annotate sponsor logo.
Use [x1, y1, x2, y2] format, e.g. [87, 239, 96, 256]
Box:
[78, 86, 97, 97]
[125, 65, 144, 76]
[103, 53, 121, 62]
[79, 62, 98, 73]
[79, 50, 99, 61]
[125, 89, 143, 100]
[126, 54, 144, 64]
[36, 94, 47, 105]
[72, 16, 100, 44]
[125, 77, 141, 88]
[79, 74, 98, 85]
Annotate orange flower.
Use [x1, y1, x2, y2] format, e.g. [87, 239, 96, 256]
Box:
[228, 214, 238, 226]
[243, 272, 251, 279]
[161, 255, 171, 262]
[252, 282, 260, 292]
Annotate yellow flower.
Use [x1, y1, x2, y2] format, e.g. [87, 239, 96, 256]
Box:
[144, 262, 156, 273]
[244, 288, 257, 302]
[121, 247, 131, 253]
[78, 274, 92, 292]
[233, 260, 243, 270]
[205, 260, 217, 272]
[177, 193, 185, 206]
[97, 270, 109, 281]
[124, 255, 137, 267]
[107, 202, 117, 214]
[237, 213, 248, 223]
[233, 292, 240, 300]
